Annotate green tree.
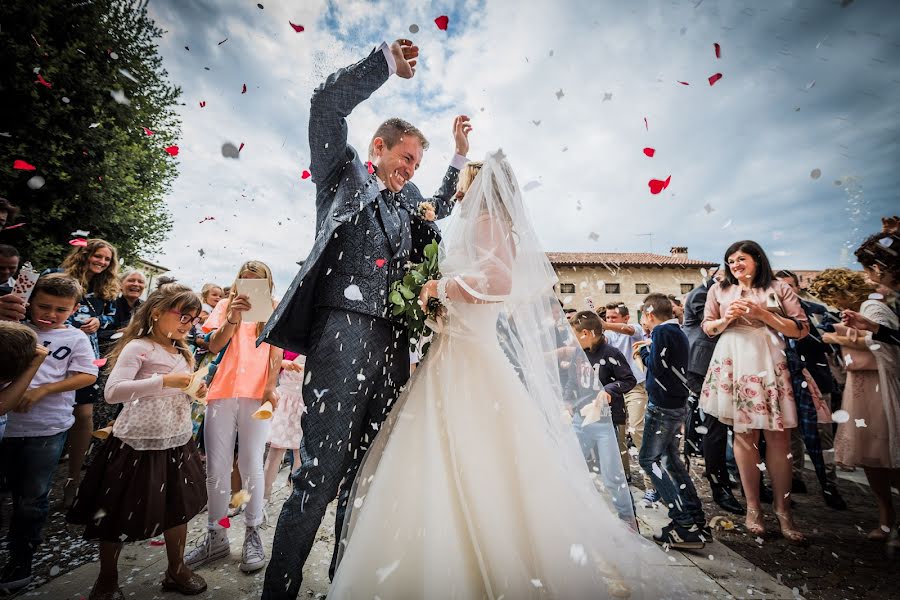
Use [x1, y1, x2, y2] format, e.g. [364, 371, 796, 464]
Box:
[0, 0, 180, 269]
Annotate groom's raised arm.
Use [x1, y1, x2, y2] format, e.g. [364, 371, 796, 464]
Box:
[308, 44, 394, 188]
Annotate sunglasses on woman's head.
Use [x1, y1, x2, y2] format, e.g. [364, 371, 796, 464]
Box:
[167, 309, 202, 325]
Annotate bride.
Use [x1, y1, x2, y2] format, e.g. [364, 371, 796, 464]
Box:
[329, 151, 685, 599]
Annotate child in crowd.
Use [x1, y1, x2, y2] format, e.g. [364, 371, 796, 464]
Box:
[0, 274, 98, 592]
[186, 261, 282, 574]
[636, 293, 709, 549]
[68, 283, 209, 599]
[262, 352, 305, 521]
[568, 310, 636, 523]
[200, 283, 224, 310]
[0, 323, 48, 439]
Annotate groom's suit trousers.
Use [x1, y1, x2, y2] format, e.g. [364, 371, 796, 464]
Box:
[263, 308, 409, 600]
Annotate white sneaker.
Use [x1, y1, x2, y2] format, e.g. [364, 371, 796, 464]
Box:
[184, 529, 230, 569]
[240, 526, 266, 573]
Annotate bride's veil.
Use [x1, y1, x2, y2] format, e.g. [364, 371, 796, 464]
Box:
[335, 150, 638, 570]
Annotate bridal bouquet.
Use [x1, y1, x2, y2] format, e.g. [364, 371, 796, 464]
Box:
[390, 239, 443, 356]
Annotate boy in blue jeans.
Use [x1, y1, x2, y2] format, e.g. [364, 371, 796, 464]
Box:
[0, 274, 97, 591]
[636, 294, 709, 549]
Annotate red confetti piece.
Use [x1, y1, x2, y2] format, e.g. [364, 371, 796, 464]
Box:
[708, 73, 723, 86]
[643, 147, 656, 157]
[643, 117, 649, 131]
[198, 216, 215, 224]
[301, 170, 311, 180]
[435, 15, 449, 30]
[142, 127, 154, 136]
[35, 73, 52, 88]
[375, 258, 386, 268]
[3, 223, 26, 230]
[242, 83, 247, 94]
[13, 160, 37, 171]
[289, 21, 305, 32]
[648, 175, 672, 195]
[164, 145, 179, 156]
[366, 161, 375, 174]
[149, 539, 166, 547]
[677, 81, 690, 85]
[199, 101, 206, 108]
[714, 43, 721, 59]
[69, 238, 88, 247]
[218, 517, 231, 529]
[238, 142, 245, 152]
[93, 358, 107, 367]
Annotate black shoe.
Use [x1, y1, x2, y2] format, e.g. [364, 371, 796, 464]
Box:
[823, 484, 848, 510]
[713, 486, 746, 515]
[791, 477, 808, 494]
[653, 522, 706, 550]
[0, 561, 33, 592]
[697, 522, 713, 542]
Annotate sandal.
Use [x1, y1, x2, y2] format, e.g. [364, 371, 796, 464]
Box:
[774, 511, 808, 546]
[744, 507, 766, 536]
[161, 568, 207, 595]
[867, 526, 891, 541]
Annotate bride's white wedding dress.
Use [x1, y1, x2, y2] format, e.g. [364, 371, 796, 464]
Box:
[329, 153, 685, 599]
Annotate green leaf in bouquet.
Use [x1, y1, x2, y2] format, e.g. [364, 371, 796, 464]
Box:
[403, 273, 416, 288]
[424, 240, 438, 259]
[411, 270, 426, 285]
[392, 304, 405, 316]
[390, 291, 404, 306]
[399, 285, 415, 300]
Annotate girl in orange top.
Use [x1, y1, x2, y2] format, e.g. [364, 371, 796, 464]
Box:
[184, 261, 282, 575]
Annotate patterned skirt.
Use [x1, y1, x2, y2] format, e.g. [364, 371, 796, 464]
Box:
[700, 327, 798, 433]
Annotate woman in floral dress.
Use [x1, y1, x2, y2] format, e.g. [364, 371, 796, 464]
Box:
[700, 240, 810, 544]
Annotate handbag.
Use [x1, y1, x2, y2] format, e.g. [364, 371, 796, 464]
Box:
[833, 324, 877, 371]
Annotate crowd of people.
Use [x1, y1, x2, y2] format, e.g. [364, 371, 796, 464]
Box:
[0, 185, 897, 598]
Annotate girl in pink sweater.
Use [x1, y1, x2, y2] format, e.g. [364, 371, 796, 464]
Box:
[68, 283, 209, 600]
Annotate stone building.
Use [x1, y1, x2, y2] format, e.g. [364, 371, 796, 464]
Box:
[549, 247, 719, 313]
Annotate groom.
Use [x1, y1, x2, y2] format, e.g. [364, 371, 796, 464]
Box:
[258, 39, 471, 599]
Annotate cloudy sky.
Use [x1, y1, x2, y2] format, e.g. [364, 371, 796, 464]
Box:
[145, 0, 900, 294]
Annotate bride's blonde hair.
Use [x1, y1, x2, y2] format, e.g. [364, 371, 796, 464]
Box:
[457, 161, 484, 197]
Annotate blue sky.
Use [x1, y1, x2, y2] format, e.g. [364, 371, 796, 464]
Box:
[146, 0, 900, 295]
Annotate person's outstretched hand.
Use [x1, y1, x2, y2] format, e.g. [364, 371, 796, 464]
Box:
[390, 39, 418, 79]
[453, 115, 472, 156]
[841, 310, 879, 333]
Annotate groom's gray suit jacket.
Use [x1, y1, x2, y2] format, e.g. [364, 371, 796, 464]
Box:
[258, 48, 461, 355]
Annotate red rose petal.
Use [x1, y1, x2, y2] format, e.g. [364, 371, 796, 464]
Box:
[3, 223, 26, 230]
[142, 127, 154, 136]
[643, 117, 649, 131]
[375, 258, 386, 268]
[164, 145, 179, 156]
[301, 170, 311, 180]
[643, 147, 656, 157]
[435, 15, 449, 30]
[677, 81, 690, 86]
[149, 539, 166, 547]
[218, 517, 231, 529]
[69, 238, 88, 247]
[708, 73, 723, 86]
[714, 43, 721, 59]
[289, 21, 305, 32]
[35, 73, 52, 88]
[199, 101, 206, 108]
[13, 160, 37, 171]
[93, 358, 107, 367]
[366, 161, 375, 174]
[664, 175, 671, 188]
[242, 83, 247, 94]
[238, 142, 245, 152]
[648, 175, 672, 195]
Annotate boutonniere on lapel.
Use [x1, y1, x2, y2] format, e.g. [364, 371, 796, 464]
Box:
[418, 201, 436, 222]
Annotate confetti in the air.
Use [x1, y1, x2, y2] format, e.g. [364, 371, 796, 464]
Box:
[142, 127, 154, 136]
[49, 565, 61, 577]
[879, 237, 893, 248]
[344, 285, 363, 302]
[164, 145, 179, 157]
[289, 21, 305, 32]
[375, 258, 386, 268]
[643, 117, 649, 130]
[588, 232, 600, 241]
[714, 42, 721, 58]
[376, 559, 400, 583]
[855, 418, 867, 428]
[677, 81, 690, 86]
[149, 539, 166, 546]
[569, 544, 587, 566]
[93, 358, 108, 367]
[110, 89, 130, 105]
[301, 170, 311, 180]
[722, 219, 733, 229]
[810, 168, 822, 179]
[756, 462, 767, 472]
[435, 15, 449, 30]
[555, 88, 565, 100]
[3, 223, 26, 230]
[69, 238, 88, 247]
[242, 83, 247, 94]
[643, 147, 656, 157]
[231, 489, 251, 506]
[648, 175, 671, 195]
[238, 142, 245, 153]
[805, 80, 816, 90]
[221, 143, 240, 159]
[409, 24, 419, 34]
[218, 516, 231, 528]
[366, 161, 375, 174]
[35, 73, 52, 88]
[199, 101, 206, 108]
[703, 202, 715, 214]
[708, 73, 723, 86]
[198, 216, 215, 224]
[832, 409, 850, 423]
[218, 38, 228, 45]
[13, 160, 36, 171]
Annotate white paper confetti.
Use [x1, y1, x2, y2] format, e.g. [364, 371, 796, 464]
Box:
[855, 418, 867, 428]
[343, 284, 363, 302]
[756, 462, 767, 472]
[27, 176, 46, 190]
[110, 89, 130, 105]
[569, 544, 587, 566]
[375, 559, 400, 583]
[832, 409, 850, 423]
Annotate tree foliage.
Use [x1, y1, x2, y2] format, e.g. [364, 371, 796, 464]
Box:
[0, 0, 180, 268]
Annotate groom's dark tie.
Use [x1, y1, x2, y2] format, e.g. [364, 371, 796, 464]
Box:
[378, 189, 411, 266]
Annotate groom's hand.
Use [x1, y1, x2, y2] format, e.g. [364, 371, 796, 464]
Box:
[453, 115, 472, 156]
[390, 39, 419, 79]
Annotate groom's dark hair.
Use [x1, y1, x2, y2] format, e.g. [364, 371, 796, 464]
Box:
[369, 118, 430, 158]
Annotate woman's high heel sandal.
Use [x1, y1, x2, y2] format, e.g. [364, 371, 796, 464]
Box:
[774, 511, 808, 546]
[744, 507, 766, 536]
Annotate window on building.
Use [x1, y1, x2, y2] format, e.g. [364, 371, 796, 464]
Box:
[681, 283, 695, 294]
[559, 283, 576, 294]
[605, 283, 620, 294]
[635, 283, 650, 295]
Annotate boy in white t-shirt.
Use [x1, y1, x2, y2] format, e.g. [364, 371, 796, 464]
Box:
[0, 274, 98, 592]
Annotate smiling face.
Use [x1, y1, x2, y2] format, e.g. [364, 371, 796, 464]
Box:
[30, 291, 78, 331]
[87, 246, 114, 277]
[122, 272, 146, 301]
[372, 135, 424, 193]
[605, 307, 628, 324]
[727, 250, 757, 284]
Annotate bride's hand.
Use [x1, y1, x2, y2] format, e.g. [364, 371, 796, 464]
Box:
[419, 280, 439, 310]
[390, 39, 418, 79]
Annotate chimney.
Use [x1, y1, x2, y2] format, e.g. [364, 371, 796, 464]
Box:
[670, 246, 688, 259]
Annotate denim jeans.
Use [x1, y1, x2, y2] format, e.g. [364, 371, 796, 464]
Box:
[638, 403, 705, 527]
[571, 413, 634, 523]
[0, 431, 68, 566]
